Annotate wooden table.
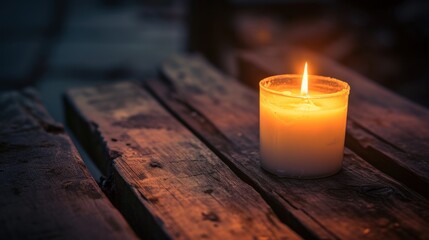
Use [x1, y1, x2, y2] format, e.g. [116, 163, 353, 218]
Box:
[62, 53, 429, 239]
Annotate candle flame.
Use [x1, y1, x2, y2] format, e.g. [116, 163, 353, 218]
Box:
[301, 62, 308, 95]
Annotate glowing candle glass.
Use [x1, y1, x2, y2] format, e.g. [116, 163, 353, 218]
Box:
[259, 65, 350, 178]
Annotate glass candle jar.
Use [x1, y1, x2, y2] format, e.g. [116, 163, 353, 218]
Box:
[259, 74, 350, 178]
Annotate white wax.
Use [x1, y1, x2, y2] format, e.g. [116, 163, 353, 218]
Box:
[260, 91, 348, 178]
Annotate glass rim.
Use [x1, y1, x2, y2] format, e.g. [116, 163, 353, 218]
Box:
[259, 74, 350, 99]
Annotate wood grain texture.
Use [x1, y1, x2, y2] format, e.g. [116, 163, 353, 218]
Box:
[237, 46, 429, 198]
[64, 81, 300, 240]
[146, 55, 429, 239]
[0, 89, 137, 240]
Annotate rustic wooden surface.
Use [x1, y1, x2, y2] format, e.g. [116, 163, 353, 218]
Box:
[65, 81, 301, 240]
[237, 46, 429, 198]
[0, 89, 137, 240]
[144, 55, 429, 239]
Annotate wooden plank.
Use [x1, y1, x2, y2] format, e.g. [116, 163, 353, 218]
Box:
[237, 46, 429, 198]
[64, 81, 301, 240]
[0, 89, 137, 240]
[146, 55, 429, 239]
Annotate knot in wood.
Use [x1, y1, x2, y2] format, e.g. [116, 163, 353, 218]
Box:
[149, 161, 162, 168]
[202, 212, 220, 222]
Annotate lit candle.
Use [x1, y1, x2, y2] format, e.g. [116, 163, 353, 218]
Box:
[259, 63, 350, 178]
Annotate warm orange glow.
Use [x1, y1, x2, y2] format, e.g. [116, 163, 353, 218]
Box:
[301, 62, 308, 95]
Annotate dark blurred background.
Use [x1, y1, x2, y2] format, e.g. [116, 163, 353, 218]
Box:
[1, 0, 429, 122]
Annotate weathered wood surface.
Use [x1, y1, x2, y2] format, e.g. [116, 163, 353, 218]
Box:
[146, 55, 429, 239]
[0, 89, 137, 240]
[65, 81, 301, 240]
[237, 46, 429, 198]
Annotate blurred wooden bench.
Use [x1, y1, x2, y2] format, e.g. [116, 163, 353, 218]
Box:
[0, 90, 137, 239]
[64, 54, 429, 239]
